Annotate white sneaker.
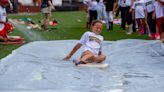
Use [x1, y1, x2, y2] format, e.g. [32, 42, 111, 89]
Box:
[126, 32, 132, 35]
[148, 33, 151, 37]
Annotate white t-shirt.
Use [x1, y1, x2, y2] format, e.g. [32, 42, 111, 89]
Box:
[97, 0, 105, 8]
[83, 0, 98, 10]
[132, 0, 146, 19]
[79, 31, 103, 55]
[153, 1, 164, 19]
[0, 6, 6, 22]
[144, 0, 155, 13]
[118, 0, 131, 7]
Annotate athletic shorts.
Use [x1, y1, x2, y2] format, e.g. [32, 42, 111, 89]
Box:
[41, 7, 51, 14]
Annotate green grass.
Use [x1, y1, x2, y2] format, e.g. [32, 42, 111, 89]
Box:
[0, 11, 149, 59]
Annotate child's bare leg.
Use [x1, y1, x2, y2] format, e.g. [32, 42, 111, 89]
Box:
[92, 54, 106, 63]
[43, 13, 50, 30]
[136, 19, 141, 34]
[80, 50, 94, 63]
[161, 32, 164, 42]
[143, 19, 151, 37]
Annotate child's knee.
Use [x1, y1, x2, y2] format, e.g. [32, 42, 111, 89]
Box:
[100, 55, 106, 61]
[95, 55, 106, 63]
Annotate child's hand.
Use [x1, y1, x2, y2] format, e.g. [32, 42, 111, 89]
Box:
[129, 8, 132, 13]
[63, 55, 71, 61]
[51, 6, 55, 10]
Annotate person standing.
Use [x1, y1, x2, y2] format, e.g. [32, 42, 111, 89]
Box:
[118, 0, 133, 32]
[104, 0, 117, 31]
[132, 0, 151, 37]
[153, 0, 164, 40]
[83, 0, 98, 28]
[145, 0, 156, 39]
[97, 0, 106, 21]
[41, 0, 55, 31]
[10, 0, 18, 13]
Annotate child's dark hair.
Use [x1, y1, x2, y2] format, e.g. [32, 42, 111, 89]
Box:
[91, 20, 103, 26]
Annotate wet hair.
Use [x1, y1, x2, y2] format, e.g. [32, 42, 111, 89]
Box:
[91, 20, 103, 26]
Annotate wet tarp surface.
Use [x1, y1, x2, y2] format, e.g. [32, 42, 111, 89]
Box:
[0, 40, 164, 92]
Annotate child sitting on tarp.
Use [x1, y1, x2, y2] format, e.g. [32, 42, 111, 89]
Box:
[0, 21, 24, 42]
[0, 0, 24, 43]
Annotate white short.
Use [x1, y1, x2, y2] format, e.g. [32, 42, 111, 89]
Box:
[83, 47, 99, 55]
[41, 7, 51, 14]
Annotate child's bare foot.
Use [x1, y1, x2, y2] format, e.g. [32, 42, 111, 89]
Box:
[73, 60, 86, 66]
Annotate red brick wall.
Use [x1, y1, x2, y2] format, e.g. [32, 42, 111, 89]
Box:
[18, 6, 41, 13]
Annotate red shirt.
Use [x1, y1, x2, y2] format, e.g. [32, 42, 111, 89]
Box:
[0, 22, 13, 38]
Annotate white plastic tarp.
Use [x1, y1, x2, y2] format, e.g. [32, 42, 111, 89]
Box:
[0, 40, 164, 92]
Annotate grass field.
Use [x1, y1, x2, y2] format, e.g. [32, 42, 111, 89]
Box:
[0, 11, 149, 59]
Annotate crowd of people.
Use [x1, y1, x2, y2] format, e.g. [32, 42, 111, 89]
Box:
[0, 0, 164, 43]
[83, 0, 164, 42]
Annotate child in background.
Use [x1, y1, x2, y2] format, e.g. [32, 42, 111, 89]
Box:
[104, 0, 117, 31]
[83, 0, 90, 28]
[97, 0, 106, 21]
[41, 0, 55, 31]
[83, 0, 98, 28]
[0, 0, 24, 42]
[153, 0, 164, 40]
[144, 0, 156, 39]
[132, 0, 151, 37]
[0, 21, 24, 42]
[63, 20, 106, 66]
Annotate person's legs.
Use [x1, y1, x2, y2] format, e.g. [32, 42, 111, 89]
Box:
[115, 6, 120, 17]
[148, 12, 156, 33]
[148, 12, 156, 39]
[161, 19, 164, 42]
[156, 17, 163, 35]
[93, 10, 98, 21]
[0, 35, 5, 42]
[85, 13, 90, 29]
[120, 7, 126, 30]
[74, 50, 106, 65]
[109, 11, 113, 30]
[89, 10, 97, 27]
[143, 19, 151, 37]
[43, 13, 50, 30]
[155, 17, 163, 39]
[80, 50, 106, 63]
[73, 51, 94, 65]
[105, 11, 110, 30]
[127, 8, 133, 34]
[97, 6, 103, 20]
[136, 19, 141, 35]
[80, 50, 94, 63]
[91, 54, 106, 63]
